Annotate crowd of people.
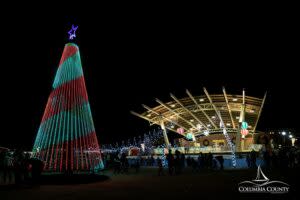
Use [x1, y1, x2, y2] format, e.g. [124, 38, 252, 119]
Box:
[102, 146, 300, 176]
[164, 150, 224, 175]
[0, 149, 43, 185]
[1, 146, 300, 185]
[102, 150, 226, 176]
[259, 146, 300, 171]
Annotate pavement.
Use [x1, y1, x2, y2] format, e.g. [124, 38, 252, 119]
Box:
[0, 167, 298, 200]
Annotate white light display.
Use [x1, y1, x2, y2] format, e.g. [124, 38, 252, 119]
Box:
[204, 130, 209, 136]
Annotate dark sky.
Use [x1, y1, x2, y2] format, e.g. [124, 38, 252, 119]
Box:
[0, 12, 298, 150]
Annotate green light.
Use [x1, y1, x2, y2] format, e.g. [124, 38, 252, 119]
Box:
[186, 133, 194, 140]
[241, 121, 248, 129]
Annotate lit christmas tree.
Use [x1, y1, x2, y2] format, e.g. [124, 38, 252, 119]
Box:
[32, 42, 104, 173]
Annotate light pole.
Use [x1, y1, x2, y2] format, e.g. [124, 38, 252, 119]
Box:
[282, 131, 286, 146]
[289, 134, 294, 146]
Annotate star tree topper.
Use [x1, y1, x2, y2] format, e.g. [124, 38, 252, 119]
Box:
[68, 24, 78, 40]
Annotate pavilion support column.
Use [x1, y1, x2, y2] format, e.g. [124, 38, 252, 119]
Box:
[241, 137, 245, 151]
[236, 89, 245, 152]
[235, 128, 242, 152]
[160, 120, 170, 148]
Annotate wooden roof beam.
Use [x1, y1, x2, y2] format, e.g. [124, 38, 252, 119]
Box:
[222, 87, 236, 129]
[253, 92, 267, 132]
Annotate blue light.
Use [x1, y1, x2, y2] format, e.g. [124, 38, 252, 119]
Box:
[241, 121, 248, 129]
[68, 25, 78, 40]
[186, 133, 193, 140]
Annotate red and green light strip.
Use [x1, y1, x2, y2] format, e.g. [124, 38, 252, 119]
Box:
[32, 43, 104, 172]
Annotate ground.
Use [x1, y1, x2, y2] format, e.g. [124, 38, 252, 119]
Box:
[0, 167, 298, 200]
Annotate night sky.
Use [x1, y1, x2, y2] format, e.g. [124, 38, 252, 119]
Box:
[0, 12, 298, 150]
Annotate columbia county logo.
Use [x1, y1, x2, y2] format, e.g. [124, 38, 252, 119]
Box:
[238, 165, 289, 194]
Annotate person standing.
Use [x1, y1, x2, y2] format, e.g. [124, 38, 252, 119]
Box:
[157, 157, 164, 176]
[250, 150, 257, 168]
[166, 150, 174, 175]
[216, 155, 224, 170]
